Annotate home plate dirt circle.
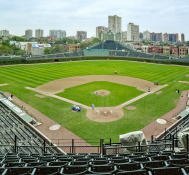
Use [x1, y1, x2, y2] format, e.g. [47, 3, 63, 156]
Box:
[126, 106, 136, 110]
[94, 90, 110, 96]
[86, 107, 124, 122]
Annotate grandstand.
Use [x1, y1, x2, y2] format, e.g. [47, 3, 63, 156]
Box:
[139, 53, 154, 59]
[128, 52, 141, 58]
[83, 49, 109, 57]
[90, 40, 134, 52]
[0, 92, 56, 155]
[116, 51, 130, 57]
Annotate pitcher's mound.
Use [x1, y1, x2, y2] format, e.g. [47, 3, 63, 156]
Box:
[86, 107, 124, 122]
[94, 90, 110, 96]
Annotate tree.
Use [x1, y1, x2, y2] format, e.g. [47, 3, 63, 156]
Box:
[51, 45, 64, 53]
[92, 38, 100, 43]
[11, 36, 26, 42]
[80, 42, 93, 49]
[44, 48, 51, 54]
[0, 45, 13, 56]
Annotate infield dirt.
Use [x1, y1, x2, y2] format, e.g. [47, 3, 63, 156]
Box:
[36, 75, 160, 94]
[29, 75, 165, 123]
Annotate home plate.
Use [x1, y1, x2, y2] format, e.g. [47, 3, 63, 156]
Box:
[49, 125, 61, 130]
[156, 119, 166, 124]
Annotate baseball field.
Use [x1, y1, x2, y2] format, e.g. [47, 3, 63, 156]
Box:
[0, 60, 189, 143]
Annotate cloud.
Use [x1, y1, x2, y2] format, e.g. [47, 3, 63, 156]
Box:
[0, 0, 188, 40]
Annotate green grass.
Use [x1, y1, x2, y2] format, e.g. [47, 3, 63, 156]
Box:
[56, 81, 144, 107]
[0, 60, 189, 144]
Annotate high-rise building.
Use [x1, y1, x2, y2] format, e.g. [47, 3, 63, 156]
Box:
[176, 33, 179, 42]
[77, 31, 87, 40]
[181, 33, 185, 42]
[143, 30, 150, 40]
[108, 15, 122, 33]
[121, 31, 127, 42]
[156, 33, 162, 41]
[35, 29, 44, 38]
[127, 23, 139, 41]
[150, 33, 162, 41]
[25, 29, 32, 40]
[49, 30, 66, 39]
[139, 32, 143, 39]
[150, 33, 156, 41]
[169, 34, 176, 42]
[96, 26, 108, 38]
[162, 33, 169, 42]
[0, 30, 9, 37]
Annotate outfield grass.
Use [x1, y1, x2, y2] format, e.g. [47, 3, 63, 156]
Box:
[0, 61, 189, 144]
[56, 81, 144, 107]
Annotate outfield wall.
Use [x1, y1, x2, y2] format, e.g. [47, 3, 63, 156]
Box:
[1, 56, 189, 67]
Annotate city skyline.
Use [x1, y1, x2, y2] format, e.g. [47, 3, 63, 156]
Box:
[0, 0, 189, 40]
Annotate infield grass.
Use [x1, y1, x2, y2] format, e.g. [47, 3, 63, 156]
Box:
[0, 60, 189, 143]
[56, 81, 144, 107]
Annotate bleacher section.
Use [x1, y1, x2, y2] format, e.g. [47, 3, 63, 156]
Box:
[90, 43, 103, 49]
[0, 96, 56, 155]
[139, 53, 154, 59]
[77, 51, 84, 56]
[128, 52, 141, 58]
[109, 51, 116, 56]
[116, 51, 130, 57]
[0, 151, 188, 174]
[155, 54, 170, 59]
[83, 49, 109, 57]
[90, 41, 134, 52]
[164, 115, 189, 140]
[103, 42, 117, 50]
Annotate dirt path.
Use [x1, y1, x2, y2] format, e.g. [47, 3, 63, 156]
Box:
[178, 81, 189, 84]
[140, 91, 188, 140]
[35, 75, 162, 94]
[4, 92, 92, 148]
[0, 84, 8, 87]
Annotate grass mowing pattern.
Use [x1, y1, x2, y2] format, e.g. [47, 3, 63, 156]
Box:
[0, 61, 189, 144]
[56, 81, 144, 107]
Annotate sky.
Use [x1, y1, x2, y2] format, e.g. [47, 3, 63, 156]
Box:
[0, 0, 188, 40]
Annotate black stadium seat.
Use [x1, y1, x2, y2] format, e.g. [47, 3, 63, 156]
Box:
[88, 164, 116, 174]
[62, 164, 88, 174]
[117, 169, 149, 175]
[150, 167, 183, 175]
